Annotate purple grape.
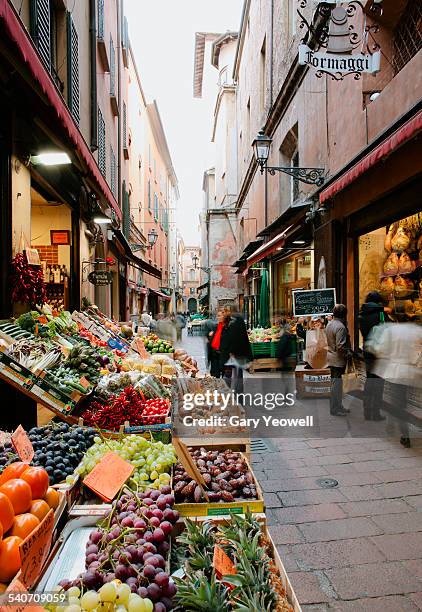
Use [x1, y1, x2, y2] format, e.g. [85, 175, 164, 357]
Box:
[121, 516, 134, 528]
[144, 542, 157, 554]
[151, 509, 163, 521]
[160, 485, 172, 495]
[104, 573, 116, 583]
[160, 597, 174, 611]
[126, 577, 138, 592]
[150, 490, 160, 501]
[147, 583, 161, 602]
[134, 518, 147, 530]
[148, 556, 161, 568]
[86, 553, 98, 565]
[150, 517, 161, 528]
[86, 544, 99, 555]
[58, 579, 71, 590]
[144, 531, 154, 543]
[160, 521, 172, 536]
[152, 528, 165, 543]
[89, 530, 103, 544]
[163, 494, 175, 506]
[143, 564, 156, 580]
[158, 541, 170, 555]
[153, 603, 166, 612]
[154, 572, 169, 588]
[81, 571, 99, 589]
[162, 580, 177, 598]
[137, 586, 148, 598]
[115, 564, 129, 581]
[143, 498, 154, 506]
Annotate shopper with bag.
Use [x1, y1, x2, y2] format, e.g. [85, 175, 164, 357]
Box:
[208, 309, 226, 378]
[326, 304, 352, 416]
[359, 292, 387, 421]
[220, 307, 252, 394]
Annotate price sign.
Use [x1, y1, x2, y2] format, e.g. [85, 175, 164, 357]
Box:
[79, 377, 91, 390]
[11, 425, 34, 463]
[0, 576, 44, 612]
[292, 288, 336, 317]
[138, 340, 149, 360]
[19, 509, 54, 589]
[213, 545, 236, 578]
[83, 452, 134, 502]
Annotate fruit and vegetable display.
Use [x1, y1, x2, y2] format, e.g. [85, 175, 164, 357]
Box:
[80, 388, 171, 430]
[95, 373, 170, 401]
[72, 435, 175, 493]
[16, 310, 79, 338]
[172, 512, 294, 611]
[0, 463, 61, 584]
[6, 338, 62, 372]
[248, 326, 281, 343]
[47, 489, 178, 611]
[174, 448, 258, 504]
[0, 423, 96, 485]
[139, 335, 174, 354]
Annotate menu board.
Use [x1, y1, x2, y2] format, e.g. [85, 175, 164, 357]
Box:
[292, 288, 336, 317]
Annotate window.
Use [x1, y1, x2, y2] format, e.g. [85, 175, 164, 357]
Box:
[148, 180, 151, 210]
[122, 15, 129, 67]
[246, 98, 251, 147]
[30, 0, 51, 69]
[190, 287, 195, 295]
[98, 108, 106, 178]
[123, 102, 128, 149]
[189, 269, 195, 282]
[97, 0, 104, 40]
[122, 181, 130, 238]
[392, 0, 422, 75]
[67, 13, 80, 124]
[109, 35, 115, 96]
[260, 38, 266, 112]
[153, 193, 158, 220]
[110, 146, 116, 198]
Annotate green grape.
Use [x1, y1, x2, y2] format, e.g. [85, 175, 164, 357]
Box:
[99, 582, 117, 603]
[116, 584, 131, 606]
[68, 587, 81, 599]
[80, 590, 100, 610]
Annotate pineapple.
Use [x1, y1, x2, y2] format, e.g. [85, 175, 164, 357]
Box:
[174, 570, 228, 611]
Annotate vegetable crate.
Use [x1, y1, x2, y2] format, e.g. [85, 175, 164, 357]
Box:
[270, 340, 280, 358]
[251, 342, 272, 358]
[174, 450, 264, 517]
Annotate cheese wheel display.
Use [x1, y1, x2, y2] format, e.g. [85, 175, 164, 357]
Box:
[383, 252, 399, 274]
[391, 227, 411, 252]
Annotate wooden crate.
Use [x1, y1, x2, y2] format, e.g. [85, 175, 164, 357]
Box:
[249, 357, 282, 373]
[295, 364, 331, 399]
[180, 437, 251, 460]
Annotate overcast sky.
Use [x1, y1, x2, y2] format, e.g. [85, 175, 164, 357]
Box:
[125, 0, 243, 245]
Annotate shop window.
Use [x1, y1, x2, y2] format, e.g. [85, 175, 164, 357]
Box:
[66, 13, 80, 125]
[98, 108, 106, 178]
[110, 146, 116, 198]
[392, 0, 422, 76]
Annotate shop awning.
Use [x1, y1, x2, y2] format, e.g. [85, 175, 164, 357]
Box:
[197, 281, 209, 291]
[112, 229, 161, 279]
[149, 288, 171, 301]
[320, 108, 422, 204]
[0, 0, 121, 219]
[244, 231, 286, 273]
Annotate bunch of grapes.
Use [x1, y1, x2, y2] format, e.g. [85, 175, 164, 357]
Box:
[70, 435, 176, 491]
[57, 488, 178, 611]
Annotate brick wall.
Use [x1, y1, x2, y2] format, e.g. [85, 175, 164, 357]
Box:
[34, 245, 59, 265]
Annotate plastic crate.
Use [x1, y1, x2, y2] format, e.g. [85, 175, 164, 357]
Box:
[251, 342, 271, 358]
[270, 340, 280, 358]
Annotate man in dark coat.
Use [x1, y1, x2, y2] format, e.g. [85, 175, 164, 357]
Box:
[219, 308, 252, 393]
[359, 291, 387, 421]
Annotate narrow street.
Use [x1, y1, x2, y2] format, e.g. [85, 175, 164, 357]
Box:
[179, 332, 422, 611]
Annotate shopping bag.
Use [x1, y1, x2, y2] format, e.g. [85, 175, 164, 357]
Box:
[305, 329, 328, 369]
[343, 360, 363, 394]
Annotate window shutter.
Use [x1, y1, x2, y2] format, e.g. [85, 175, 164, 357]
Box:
[67, 13, 80, 124]
[148, 180, 151, 210]
[30, 0, 51, 69]
[110, 146, 116, 198]
[97, 0, 104, 40]
[122, 182, 130, 238]
[98, 108, 106, 178]
[123, 102, 127, 148]
[110, 35, 115, 96]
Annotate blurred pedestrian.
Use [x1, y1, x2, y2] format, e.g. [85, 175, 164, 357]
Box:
[326, 304, 352, 416]
[220, 306, 252, 394]
[208, 308, 226, 377]
[175, 312, 186, 342]
[359, 291, 387, 421]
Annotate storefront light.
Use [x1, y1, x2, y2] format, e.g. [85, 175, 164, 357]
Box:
[93, 214, 112, 224]
[252, 130, 272, 173]
[292, 240, 306, 245]
[31, 152, 71, 166]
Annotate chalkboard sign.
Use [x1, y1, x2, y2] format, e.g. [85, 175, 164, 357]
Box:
[292, 288, 336, 317]
[88, 271, 113, 286]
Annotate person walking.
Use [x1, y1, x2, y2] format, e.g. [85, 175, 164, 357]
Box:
[326, 304, 351, 416]
[220, 307, 252, 394]
[208, 309, 226, 378]
[359, 291, 387, 421]
[175, 312, 186, 342]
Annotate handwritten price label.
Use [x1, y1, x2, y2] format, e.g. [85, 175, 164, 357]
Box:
[213, 545, 236, 578]
[19, 510, 54, 589]
[0, 576, 44, 612]
[83, 452, 134, 502]
[11, 425, 34, 463]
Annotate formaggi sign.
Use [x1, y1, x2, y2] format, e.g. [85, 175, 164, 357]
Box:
[299, 45, 381, 76]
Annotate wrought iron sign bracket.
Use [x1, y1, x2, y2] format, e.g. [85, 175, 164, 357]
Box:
[265, 166, 326, 186]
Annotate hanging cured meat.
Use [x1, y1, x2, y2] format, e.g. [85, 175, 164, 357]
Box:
[383, 252, 399, 275]
[391, 227, 411, 252]
[384, 225, 395, 253]
[398, 253, 416, 274]
[417, 233, 422, 251]
[379, 276, 394, 296]
[394, 275, 414, 298]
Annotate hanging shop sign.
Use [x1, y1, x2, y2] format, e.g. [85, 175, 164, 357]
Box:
[292, 288, 336, 317]
[297, 1, 383, 81]
[88, 270, 113, 286]
[50, 230, 71, 245]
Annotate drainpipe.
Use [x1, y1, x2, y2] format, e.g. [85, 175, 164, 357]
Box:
[89, 0, 97, 151]
[269, 0, 274, 111]
[117, 0, 122, 208]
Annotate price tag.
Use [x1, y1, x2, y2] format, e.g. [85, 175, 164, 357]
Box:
[11, 425, 34, 463]
[19, 509, 54, 589]
[79, 377, 91, 390]
[83, 452, 134, 502]
[213, 545, 236, 577]
[0, 575, 44, 612]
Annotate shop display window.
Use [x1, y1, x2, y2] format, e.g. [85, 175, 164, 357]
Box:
[359, 213, 422, 320]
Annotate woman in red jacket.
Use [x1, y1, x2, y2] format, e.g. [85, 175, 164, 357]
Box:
[208, 309, 228, 378]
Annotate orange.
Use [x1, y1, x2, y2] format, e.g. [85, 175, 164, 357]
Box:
[10, 513, 40, 539]
[44, 487, 60, 510]
[0, 462, 30, 486]
[0, 479, 32, 514]
[0, 520, 2, 541]
[0, 492, 14, 533]
[29, 499, 50, 521]
[0, 536, 22, 582]
[21, 467, 49, 499]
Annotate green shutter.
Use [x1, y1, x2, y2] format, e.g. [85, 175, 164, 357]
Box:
[123, 102, 127, 149]
[30, 0, 51, 69]
[98, 108, 106, 177]
[110, 146, 116, 197]
[122, 182, 130, 238]
[148, 180, 151, 210]
[110, 35, 115, 96]
[67, 13, 80, 124]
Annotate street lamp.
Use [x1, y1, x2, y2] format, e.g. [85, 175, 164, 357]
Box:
[192, 254, 199, 269]
[147, 228, 158, 248]
[252, 129, 325, 186]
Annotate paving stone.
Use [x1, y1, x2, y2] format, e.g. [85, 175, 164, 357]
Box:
[301, 605, 330, 612]
[405, 495, 422, 509]
[338, 499, 411, 517]
[346, 450, 398, 462]
[374, 481, 422, 499]
[272, 504, 346, 526]
[303, 454, 354, 466]
[268, 448, 322, 460]
[287, 571, 332, 604]
[326, 561, 422, 599]
[261, 457, 307, 469]
[351, 460, 395, 472]
[372, 468, 422, 483]
[269, 524, 304, 545]
[329, 472, 382, 486]
[263, 492, 282, 508]
[275, 547, 300, 572]
[323, 463, 361, 475]
[272, 440, 313, 451]
[408, 592, 422, 608]
[278, 489, 348, 507]
[387, 456, 422, 468]
[264, 465, 329, 479]
[371, 532, 422, 560]
[261, 477, 324, 492]
[403, 559, 422, 579]
[331, 595, 419, 611]
[306, 438, 358, 448]
[299, 517, 382, 542]
[316, 444, 374, 456]
[371, 511, 422, 534]
[339, 485, 383, 501]
[288, 538, 385, 570]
